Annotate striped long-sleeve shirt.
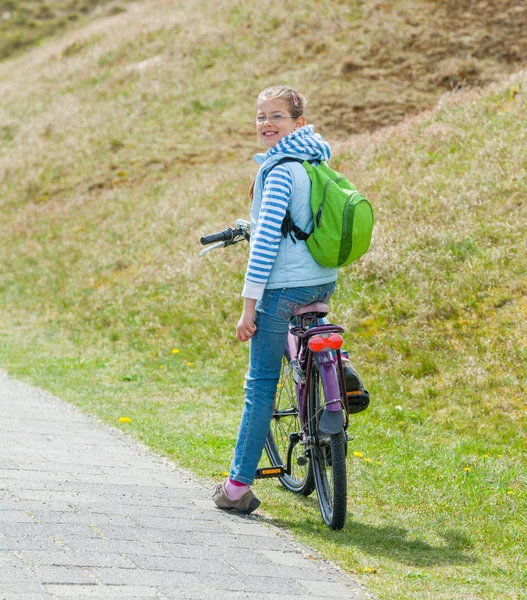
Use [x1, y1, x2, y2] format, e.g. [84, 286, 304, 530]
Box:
[242, 125, 331, 300]
[242, 165, 293, 299]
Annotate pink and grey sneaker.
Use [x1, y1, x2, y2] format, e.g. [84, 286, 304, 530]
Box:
[212, 480, 261, 514]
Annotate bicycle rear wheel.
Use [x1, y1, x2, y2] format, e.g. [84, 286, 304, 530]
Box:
[308, 359, 347, 530]
[265, 352, 314, 495]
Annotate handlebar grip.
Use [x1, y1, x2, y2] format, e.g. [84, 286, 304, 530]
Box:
[200, 229, 234, 245]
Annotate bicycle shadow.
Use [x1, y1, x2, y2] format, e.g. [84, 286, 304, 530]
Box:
[336, 521, 477, 567]
[265, 500, 477, 568]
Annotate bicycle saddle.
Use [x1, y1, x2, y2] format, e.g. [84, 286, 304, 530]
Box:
[293, 302, 329, 316]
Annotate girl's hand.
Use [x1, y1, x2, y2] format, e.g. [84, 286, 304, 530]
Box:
[236, 299, 257, 342]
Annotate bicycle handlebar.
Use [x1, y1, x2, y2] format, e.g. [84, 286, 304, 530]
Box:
[198, 220, 250, 257]
[200, 228, 236, 246]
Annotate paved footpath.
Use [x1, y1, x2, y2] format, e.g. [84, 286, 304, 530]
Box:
[0, 370, 374, 600]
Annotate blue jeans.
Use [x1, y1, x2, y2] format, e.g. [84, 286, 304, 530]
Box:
[229, 282, 336, 485]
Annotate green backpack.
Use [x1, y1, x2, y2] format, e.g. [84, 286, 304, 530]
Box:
[275, 158, 374, 268]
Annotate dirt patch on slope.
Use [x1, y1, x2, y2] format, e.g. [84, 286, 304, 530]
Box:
[314, 0, 527, 136]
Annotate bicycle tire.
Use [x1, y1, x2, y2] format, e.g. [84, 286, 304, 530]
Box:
[308, 358, 347, 530]
[265, 352, 315, 495]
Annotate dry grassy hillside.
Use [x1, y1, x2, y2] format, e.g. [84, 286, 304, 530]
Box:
[2, 0, 527, 136]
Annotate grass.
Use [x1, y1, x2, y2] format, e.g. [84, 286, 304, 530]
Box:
[1, 1, 526, 598]
[0, 0, 133, 61]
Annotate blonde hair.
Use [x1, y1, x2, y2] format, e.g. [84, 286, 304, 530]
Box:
[257, 86, 307, 119]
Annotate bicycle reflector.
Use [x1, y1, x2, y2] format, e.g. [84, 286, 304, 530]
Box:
[308, 334, 343, 352]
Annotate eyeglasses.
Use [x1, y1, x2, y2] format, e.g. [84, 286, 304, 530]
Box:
[253, 113, 297, 126]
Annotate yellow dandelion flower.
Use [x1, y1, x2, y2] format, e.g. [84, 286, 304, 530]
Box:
[507, 490, 514, 495]
[375, 461, 382, 465]
[277, 383, 282, 389]
[364, 458, 372, 463]
[221, 471, 229, 477]
[439, 475, 444, 480]
[119, 417, 131, 423]
[498, 454, 503, 458]
[187, 361, 194, 367]
[365, 566, 377, 574]
[353, 451, 363, 458]
[159, 365, 163, 370]
[464, 467, 472, 472]
[172, 348, 180, 354]
[483, 454, 489, 458]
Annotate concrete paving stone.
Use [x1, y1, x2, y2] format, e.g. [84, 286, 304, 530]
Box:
[29, 511, 135, 528]
[18, 550, 136, 569]
[126, 553, 233, 574]
[159, 542, 264, 563]
[0, 594, 53, 600]
[221, 520, 281, 538]
[70, 474, 167, 488]
[0, 550, 25, 566]
[127, 514, 228, 532]
[74, 503, 203, 519]
[0, 470, 80, 483]
[0, 565, 39, 583]
[0, 523, 101, 540]
[259, 548, 319, 567]
[33, 565, 97, 585]
[0, 510, 35, 523]
[113, 493, 199, 508]
[129, 486, 201, 500]
[35, 453, 131, 469]
[11, 490, 105, 504]
[39, 480, 144, 497]
[45, 584, 160, 598]
[64, 538, 171, 557]
[0, 537, 68, 553]
[192, 571, 307, 596]
[160, 588, 313, 600]
[93, 522, 225, 544]
[161, 529, 298, 551]
[16, 463, 106, 477]
[91, 567, 200, 587]
[0, 583, 51, 594]
[225, 557, 338, 582]
[0, 500, 80, 514]
[0, 479, 48, 492]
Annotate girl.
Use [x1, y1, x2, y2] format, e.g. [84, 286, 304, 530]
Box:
[213, 86, 338, 514]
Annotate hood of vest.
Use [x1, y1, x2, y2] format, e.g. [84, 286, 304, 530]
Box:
[253, 125, 331, 176]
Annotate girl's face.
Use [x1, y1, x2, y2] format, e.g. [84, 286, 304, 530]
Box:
[255, 98, 306, 149]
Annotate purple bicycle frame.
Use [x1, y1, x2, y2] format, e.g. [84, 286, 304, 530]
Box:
[287, 322, 347, 427]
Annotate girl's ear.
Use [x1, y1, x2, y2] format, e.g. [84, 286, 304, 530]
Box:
[295, 115, 307, 129]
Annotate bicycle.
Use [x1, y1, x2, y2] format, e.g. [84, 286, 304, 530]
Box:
[200, 220, 370, 530]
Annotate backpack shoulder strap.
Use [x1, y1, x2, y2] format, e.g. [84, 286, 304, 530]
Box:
[268, 158, 313, 243]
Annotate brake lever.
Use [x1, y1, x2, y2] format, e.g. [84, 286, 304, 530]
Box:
[198, 242, 224, 257]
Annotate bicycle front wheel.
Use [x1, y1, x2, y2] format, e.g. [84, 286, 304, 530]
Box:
[265, 352, 314, 495]
[308, 359, 347, 530]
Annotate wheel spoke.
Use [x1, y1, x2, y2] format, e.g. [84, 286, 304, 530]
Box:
[265, 353, 314, 495]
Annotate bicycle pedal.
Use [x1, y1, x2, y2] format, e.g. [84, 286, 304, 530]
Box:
[255, 466, 285, 479]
